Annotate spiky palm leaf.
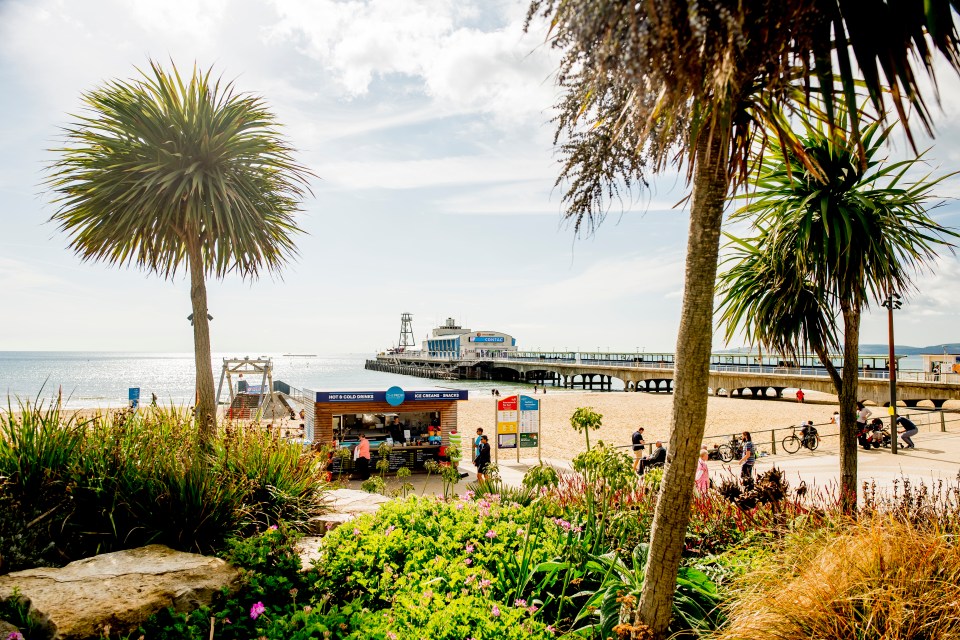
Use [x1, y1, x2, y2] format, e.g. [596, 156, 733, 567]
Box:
[46, 60, 313, 438]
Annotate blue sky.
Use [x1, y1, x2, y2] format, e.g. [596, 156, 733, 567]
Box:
[1, 0, 959, 354]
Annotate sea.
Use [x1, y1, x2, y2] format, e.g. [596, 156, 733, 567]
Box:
[0, 352, 543, 409]
[0, 351, 929, 410]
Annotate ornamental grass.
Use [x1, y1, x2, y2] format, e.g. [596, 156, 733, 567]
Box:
[0, 399, 328, 572]
[714, 515, 960, 640]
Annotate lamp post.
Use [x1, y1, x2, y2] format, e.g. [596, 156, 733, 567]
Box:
[881, 291, 902, 455]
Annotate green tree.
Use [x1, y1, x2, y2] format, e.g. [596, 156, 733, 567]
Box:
[525, 1, 960, 636]
[719, 116, 958, 511]
[46, 61, 312, 442]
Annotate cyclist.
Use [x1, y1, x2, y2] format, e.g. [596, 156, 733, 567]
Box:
[800, 420, 819, 447]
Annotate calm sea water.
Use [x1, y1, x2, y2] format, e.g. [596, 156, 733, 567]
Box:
[0, 352, 543, 409]
[0, 351, 927, 410]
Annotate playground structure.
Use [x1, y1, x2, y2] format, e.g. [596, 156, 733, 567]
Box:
[216, 357, 295, 421]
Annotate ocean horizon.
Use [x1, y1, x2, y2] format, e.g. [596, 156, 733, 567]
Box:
[0, 351, 546, 409]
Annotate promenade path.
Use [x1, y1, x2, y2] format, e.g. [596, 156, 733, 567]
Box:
[340, 428, 960, 497]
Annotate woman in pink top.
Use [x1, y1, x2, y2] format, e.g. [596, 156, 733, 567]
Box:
[355, 434, 371, 480]
[694, 448, 710, 494]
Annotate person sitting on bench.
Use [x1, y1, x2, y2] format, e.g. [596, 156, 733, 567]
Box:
[639, 441, 666, 475]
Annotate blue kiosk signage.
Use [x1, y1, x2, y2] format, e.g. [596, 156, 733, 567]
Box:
[315, 388, 469, 403]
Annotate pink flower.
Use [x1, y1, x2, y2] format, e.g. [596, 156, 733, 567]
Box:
[480, 579, 491, 589]
[514, 599, 527, 607]
[387, 633, 397, 640]
[7, 633, 25, 640]
[464, 558, 472, 565]
[385, 525, 396, 535]
[353, 527, 361, 536]
[546, 625, 556, 634]
[516, 527, 525, 536]
[527, 605, 539, 614]
[491, 605, 501, 617]
[485, 529, 496, 539]
[465, 543, 474, 553]
[268, 525, 278, 531]
[249, 601, 266, 620]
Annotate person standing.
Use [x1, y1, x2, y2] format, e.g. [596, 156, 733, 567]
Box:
[631, 427, 646, 472]
[474, 435, 491, 482]
[856, 401, 873, 449]
[694, 448, 710, 494]
[738, 431, 756, 481]
[474, 428, 484, 460]
[897, 415, 918, 449]
[355, 433, 371, 480]
[795, 389, 805, 403]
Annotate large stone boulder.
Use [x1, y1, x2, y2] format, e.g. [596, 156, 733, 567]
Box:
[0, 545, 240, 640]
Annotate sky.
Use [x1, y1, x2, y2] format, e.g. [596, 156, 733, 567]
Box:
[1, 0, 959, 355]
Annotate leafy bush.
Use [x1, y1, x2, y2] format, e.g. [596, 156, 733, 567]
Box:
[0, 401, 328, 571]
[309, 494, 567, 607]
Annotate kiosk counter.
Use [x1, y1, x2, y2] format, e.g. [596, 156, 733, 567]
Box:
[305, 387, 469, 476]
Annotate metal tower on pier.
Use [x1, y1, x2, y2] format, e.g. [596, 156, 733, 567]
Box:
[398, 313, 416, 350]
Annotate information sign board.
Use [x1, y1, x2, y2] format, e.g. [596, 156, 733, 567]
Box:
[518, 395, 540, 449]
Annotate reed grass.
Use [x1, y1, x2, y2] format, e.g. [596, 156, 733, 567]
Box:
[714, 515, 960, 640]
[0, 399, 328, 572]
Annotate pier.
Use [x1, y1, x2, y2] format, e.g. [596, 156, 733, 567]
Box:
[367, 351, 960, 407]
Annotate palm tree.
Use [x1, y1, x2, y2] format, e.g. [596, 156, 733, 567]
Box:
[719, 116, 958, 511]
[46, 61, 312, 442]
[525, 1, 960, 636]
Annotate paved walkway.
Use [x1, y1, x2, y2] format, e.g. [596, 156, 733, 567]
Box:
[336, 428, 960, 498]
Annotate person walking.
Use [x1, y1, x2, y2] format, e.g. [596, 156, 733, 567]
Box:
[694, 448, 710, 495]
[631, 426, 646, 473]
[738, 431, 756, 481]
[474, 435, 491, 483]
[897, 415, 919, 449]
[355, 433, 371, 480]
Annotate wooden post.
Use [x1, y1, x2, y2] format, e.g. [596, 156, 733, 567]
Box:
[941, 410, 947, 433]
[771, 429, 777, 455]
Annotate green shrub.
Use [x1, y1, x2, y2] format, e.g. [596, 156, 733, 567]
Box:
[308, 495, 567, 607]
[0, 401, 328, 571]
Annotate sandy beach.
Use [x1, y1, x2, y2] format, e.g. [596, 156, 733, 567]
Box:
[457, 389, 959, 461]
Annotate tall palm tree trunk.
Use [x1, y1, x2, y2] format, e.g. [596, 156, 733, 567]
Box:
[838, 301, 861, 513]
[637, 127, 729, 639]
[188, 244, 217, 444]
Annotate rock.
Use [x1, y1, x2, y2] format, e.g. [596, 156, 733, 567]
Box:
[325, 488, 390, 515]
[307, 512, 355, 534]
[0, 620, 21, 638]
[295, 537, 325, 570]
[0, 545, 240, 640]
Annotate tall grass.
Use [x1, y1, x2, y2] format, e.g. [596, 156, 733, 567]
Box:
[0, 400, 328, 572]
[714, 516, 960, 640]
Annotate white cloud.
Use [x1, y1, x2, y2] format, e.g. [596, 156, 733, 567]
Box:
[265, 0, 558, 124]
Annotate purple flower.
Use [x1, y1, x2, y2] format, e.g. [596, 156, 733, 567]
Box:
[491, 605, 501, 617]
[249, 601, 266, 620]
[7, 633, 25, 640]
[485, 529, 496, 539]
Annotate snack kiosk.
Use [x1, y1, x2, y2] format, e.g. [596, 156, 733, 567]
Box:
[306, 386, 469, 475]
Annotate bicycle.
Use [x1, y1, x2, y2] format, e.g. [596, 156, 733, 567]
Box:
[717, 435, 743, 463]
[781, 424, 819, 454]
